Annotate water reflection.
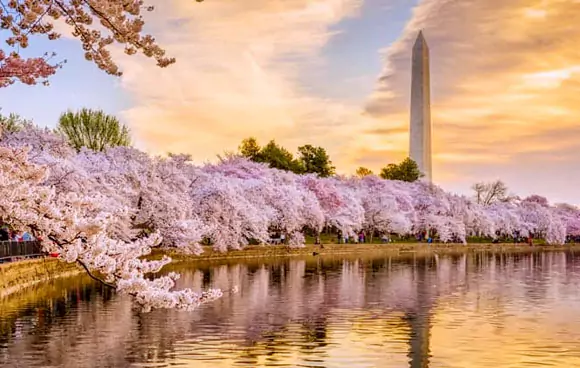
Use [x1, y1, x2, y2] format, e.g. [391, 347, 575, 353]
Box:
[2, 251, 580, 367]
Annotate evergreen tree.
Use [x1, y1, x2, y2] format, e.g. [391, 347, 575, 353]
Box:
[297, 144, 335, 177]
[380, 157, 423, 182]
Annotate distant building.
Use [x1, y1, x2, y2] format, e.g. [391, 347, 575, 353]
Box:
[409, 30, 432, 182]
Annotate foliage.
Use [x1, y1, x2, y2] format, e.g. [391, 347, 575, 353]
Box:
[239, 137, 261, 161]
[297, 144, 335, 177]
[238, 138, 335, 177]
[355, 167, 373, 178]
[238, 137, 302, 174]
[0, 144, 221, 312]
[0, 0, 205, 87]
[472, 180, 508, 205]
[0, 112, 32, 136]
[379, 157, 423, 182]
[523, 194, 549, 207]
[259, 140, 303, 173]
[1, 125, 579, 310]
[57, 108, 131, 152]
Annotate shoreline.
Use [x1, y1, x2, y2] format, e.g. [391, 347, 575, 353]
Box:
[0, 258, 82, 299]
[155, 242, 580, 264]
[2, 243, 580, 299]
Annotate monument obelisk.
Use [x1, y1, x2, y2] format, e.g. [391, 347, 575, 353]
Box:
[409, 30, 432, 182]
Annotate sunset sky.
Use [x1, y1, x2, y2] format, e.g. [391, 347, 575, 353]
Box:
[1, 0, 579, 204]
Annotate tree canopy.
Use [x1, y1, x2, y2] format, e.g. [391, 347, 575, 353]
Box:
[297, 144, 335, 177]
[0, 0, 205, 87]
[1, 122, 579, 311]
[57, 108, 131, 152]
[238, 137, 334, 176]
[355, 167, 373, 178]
[379, 157, 423, 182]
[0, 112, 31, 137]
[257, 140, 303, 173]
[239, 137, 261, 161]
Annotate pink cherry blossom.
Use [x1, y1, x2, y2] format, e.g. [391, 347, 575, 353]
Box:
[0, 127, 577, 312]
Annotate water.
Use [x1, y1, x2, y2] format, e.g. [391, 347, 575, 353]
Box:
[2, 251, 580, 367]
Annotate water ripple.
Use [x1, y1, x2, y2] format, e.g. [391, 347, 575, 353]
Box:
[2, 251, 580, 367]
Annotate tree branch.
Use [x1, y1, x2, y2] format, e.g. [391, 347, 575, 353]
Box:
[76, 258, 116, 289]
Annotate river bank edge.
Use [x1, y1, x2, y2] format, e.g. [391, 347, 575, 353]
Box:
[0, 258, 82, 299]
[3, 242, 580, 299]
[155, 242, 580, 264]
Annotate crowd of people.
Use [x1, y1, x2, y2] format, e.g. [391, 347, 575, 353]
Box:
[0, 225, 35, 242]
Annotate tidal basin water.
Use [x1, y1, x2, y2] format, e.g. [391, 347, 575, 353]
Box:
[2, 251, 580, 368]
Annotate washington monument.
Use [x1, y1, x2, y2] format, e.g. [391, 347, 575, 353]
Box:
[409, 30, 432, 182]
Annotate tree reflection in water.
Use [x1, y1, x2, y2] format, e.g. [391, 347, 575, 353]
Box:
[1, 251, 580, 368]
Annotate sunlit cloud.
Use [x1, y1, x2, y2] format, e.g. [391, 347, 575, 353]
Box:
[110, 0, 364, 165]
[364, 0, 580, 202]
[83, 0, 580, 203]
[524, 7, 548, 18]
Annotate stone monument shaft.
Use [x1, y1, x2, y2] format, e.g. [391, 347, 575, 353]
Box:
[409, 30, 432, 182]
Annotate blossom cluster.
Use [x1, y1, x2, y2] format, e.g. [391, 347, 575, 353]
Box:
[1, 0, 177, 87]
[1, 125, 579, 310]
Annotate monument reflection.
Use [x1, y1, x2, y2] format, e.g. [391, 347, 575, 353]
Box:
[2, 251, 580, 368]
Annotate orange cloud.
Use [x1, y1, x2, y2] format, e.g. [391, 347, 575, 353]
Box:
[98, 0, 580, 203]
[364, 0, 580, 201]
[112, 0, 365, 166]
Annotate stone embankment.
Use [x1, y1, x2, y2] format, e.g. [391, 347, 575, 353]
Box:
[153, 242, 580, 264]
[0, 258, 82, 298]
[2, 243, 579, 298]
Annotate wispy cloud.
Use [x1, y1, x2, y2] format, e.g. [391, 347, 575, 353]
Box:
[112, 0, 364, 163]
[84, 0, 580, 203]
[363, 0, 580, 202]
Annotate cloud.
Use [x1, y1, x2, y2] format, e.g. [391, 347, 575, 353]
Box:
[111, 0, 364, 164]
[83, 0, 580, 203]
[364, 0, 580, 202]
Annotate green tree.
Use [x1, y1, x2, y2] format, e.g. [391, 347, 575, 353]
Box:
[239, 137, 261, 160]
[57, 108, 131, 152]
[355, 167, 373, 178]
[0, 112, 32, 136]
[237, 138, 303, 173]
[297, 144, 335, 177]
[379, 157, 423, 182]
[259, 140, 303, 173]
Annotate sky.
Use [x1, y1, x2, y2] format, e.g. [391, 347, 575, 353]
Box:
[1, 0, 579, 205]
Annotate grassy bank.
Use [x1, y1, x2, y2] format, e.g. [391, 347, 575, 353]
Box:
[0, 258, 82, 298]
[152, 242, 580, 264]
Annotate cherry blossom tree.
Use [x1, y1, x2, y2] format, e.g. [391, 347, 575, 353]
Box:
[448, 194, 495, 238]
[2, 122, 579, 315]
[191, 172, 272, 251]
[522, 194, 550, 207]
[200, 157, 324, 249]
[0, 145, 222, 312]
[299, 175, 363, 237]
[405, 182, 467, 243]
[358, 176, 414, 239]
[0, 0, 205, 87]
[554, 203, 580, 237]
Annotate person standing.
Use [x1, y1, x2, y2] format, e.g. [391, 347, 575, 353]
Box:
[13, 231, 23, 242]
[0, 227, 9, 241]
[22, 231, 34, 241]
